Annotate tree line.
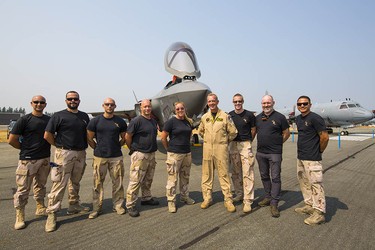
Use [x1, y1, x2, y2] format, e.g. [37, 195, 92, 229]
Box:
[1, 107, 26, 114]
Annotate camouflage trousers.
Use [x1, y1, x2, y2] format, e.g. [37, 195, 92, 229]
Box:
[13, 158, 50, 209]
[202, 154, 233, 202]
[46, 149, 86, 213]
[92, 156, 125, 211]
[229, 141, 255, 204]
[297, 159, 326, 213]
[126, 151, 156, 209]
[165, 152, 192, 202]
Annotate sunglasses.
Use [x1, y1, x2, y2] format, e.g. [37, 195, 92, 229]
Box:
[66, 98, 79, 101]
[233, 100, 243, 104]
[297, 102, 309, 107]
[33, 101, 46, 104]
[104, 103, 115, 107]
[176, 107, 185, 111]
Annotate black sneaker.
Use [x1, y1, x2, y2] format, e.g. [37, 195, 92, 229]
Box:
[127, 207, 140, 217]
[141, 198, 159, 206]
[270, 205, 280, 218]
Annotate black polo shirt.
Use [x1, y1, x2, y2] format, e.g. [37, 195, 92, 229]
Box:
[127, 116, 158, 153]
[296, 112, 326, 161]
[256, 110, 289, 154]
[229, 109, 256, 141]
[163, 116, 192, 153]
[11, 113, 51, 160]
[45, 109, 89, 150]
[87, 115, 127, 158]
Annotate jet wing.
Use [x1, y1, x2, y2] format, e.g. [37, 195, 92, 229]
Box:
[89, 109, 137, 120]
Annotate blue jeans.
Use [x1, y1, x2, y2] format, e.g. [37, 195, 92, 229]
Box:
[256, 152, 282, 206]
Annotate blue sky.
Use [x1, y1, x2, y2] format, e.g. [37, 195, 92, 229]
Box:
[1, 0, 374, 114]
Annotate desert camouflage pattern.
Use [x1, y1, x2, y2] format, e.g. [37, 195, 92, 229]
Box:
[126, 151, 156, 209]
[198, 109, 237, 202]
[229, 140, 255, 204]
[92, 156, 125, 211]
[165, 152, 192, 202]
[46, 149, 86, 213]
[297, 159, 326, 213]
[13, 158, 50, 208]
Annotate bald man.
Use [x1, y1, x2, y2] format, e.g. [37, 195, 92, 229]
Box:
[125, 99, 159, 217]
[8, 95, 51, 230]
[87, 98, 128, 219]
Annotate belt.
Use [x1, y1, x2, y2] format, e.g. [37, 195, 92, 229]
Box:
[56, 146, 84, 151]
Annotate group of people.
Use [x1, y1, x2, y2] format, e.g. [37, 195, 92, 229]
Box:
[8, 91, 329, 233]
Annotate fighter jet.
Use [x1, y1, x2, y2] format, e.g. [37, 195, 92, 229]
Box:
[280, 99, 374, 135]
[90, 42, 211, 130]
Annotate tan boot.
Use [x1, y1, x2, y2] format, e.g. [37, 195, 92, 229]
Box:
[243, 203, 252, 213]
[304, 210, 325, 225]
[295, 204, 314, 215]
[67, 203, 90, 215]
[35, 200, 47, 216]
[168, 202, 176, 213]
[45, 212, 56, 233]
[14, 208, 26, 230]
[200, 200, 212, 209]
[180, 196, 195, 205]
[224, 200, 236, 213]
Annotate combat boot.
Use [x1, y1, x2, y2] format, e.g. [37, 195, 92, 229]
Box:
[258, 197, 271, 207]
[67, 203, 90, 215]
[224, 200, 236, 213]
[200, 200, 212, 209]
[243, 203, 252, 213]
[168, 202, 176, 213]
[45, 212, 56, 233]
[270, 205, 280, 218]
[233, 195, 243, 203]
[295, 204, 314, 215]
[14, 208, 26, 230]
[113, 206, 126, 215]
[304, 210, 325, 225]
[35, 200, 47, 216]
[180, 196, 195, 205]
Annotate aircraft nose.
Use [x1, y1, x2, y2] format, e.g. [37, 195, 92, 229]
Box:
[354, 109, 374, 122]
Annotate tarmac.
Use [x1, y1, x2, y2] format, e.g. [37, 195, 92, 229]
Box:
[0, 130, 374, 249]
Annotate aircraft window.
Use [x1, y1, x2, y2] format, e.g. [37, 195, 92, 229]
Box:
[339, 104, 348, 109]
[356, 104, 361, 107]
[348, 104, 356, 108]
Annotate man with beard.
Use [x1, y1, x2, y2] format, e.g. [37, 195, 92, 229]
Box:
[87, 98, 127, 219]
[44, 91, 90, 232]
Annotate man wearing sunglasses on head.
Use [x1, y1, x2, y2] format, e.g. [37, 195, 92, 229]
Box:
[8, 95, 51, 230]
[255, 95, 290, 218]
[86, 98, 127, 219]
[44, 91, 90, 232]
[295, 95, 329, 225]
[229, 93, 256, 213]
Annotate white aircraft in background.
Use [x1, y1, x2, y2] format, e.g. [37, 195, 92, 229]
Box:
[280, 99, 374, 135]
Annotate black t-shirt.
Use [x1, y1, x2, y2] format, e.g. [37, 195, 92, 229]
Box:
[11, 113, 51, 160]
[229, 109, 256, 141]
[45, 109, 89, 150]
[127, 116, 158, 153]
[163, 116, 192, 153]
[87, 115, 127, 158]
[296, 112, 326, 161]
[256, 110, 289, 154]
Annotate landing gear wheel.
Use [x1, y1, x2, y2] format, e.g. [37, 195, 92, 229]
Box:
[340, 131, 346, 136]
[345, 131, 349, 136]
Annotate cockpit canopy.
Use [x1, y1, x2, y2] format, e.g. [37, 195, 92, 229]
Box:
[339, 102, 362, 109]
[164, 42, 201, 79]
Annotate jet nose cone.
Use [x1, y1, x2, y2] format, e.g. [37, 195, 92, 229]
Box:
[354, 109, 374, 123]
